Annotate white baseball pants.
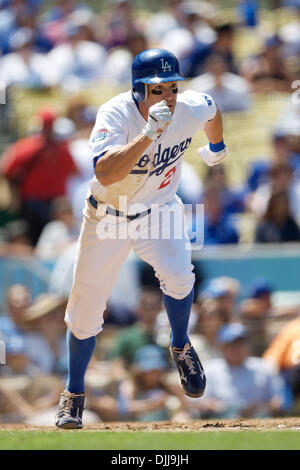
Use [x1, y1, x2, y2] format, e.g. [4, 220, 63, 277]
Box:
[65, 195, 195, 339]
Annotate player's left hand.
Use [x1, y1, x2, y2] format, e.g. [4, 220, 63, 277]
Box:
[197, 144, 227, 167]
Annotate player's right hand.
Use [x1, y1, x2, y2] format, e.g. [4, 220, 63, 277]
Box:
[143, 100, 172, 140]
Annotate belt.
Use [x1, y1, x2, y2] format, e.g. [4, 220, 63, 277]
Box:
[88, 195, 151, 220]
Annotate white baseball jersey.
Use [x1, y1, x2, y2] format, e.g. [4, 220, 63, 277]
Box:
[66, 89, 217, 339]
[89, 90, 217, 211]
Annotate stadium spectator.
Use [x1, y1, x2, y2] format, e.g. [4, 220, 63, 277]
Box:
[175, 160, 204, 245]
[0, 376, 35, 423]
[275, 111, 300, 177]
[102, 31, 148, 86]
[245, 133, 292, 194]
[0, 0, 47, 55]
[188, 53, 252, 113]
[242, 277, 299, 320]
[255, 191, 300, 243]
[41, 0, 79, 24]
[189, 298, 229, 363]
[0, 1, 17, 55]
[240, 278, 274, 356]
[248, 162, 300, 223]
[0, 374, 65, 425]
[88, 344, 187, 422]
[47, 21, 107, 92]
[197, 276, 241, 319]
[0, 27, 57, 88]
[263, 316, 300, 409]
[0, 332, 39, 377]
[0, 284, 32, 335]
[63, 98, 95, 217]
[65, 97, 97, 139]
[35, 197, 78, 259]
[0, 286, 68, 376]
[0, 319, 69, 423]
[182, 22, 236, 78]
[159, 2, 217, 67]
[263, 316, 300, 373]
[0, 219, 33, 257]
[0, 167, 21, 229]
[177, 1, 217, 43]
[201, 188, 239, 245]
[241, 278, 299, 356]
[271, 132, 295, 168]
[107, 286, 164, 375]
[203, 164, 245, 216]
[278, 5, 300, 60]
[0, 342, 68, 424]
[145, 0, 187, 46]
[188, 323, 285, 419]
[14, 5, 54, 53]
[239, 34, 294, 93]
[104, 0, 142, 49]
[22, 293, 68, 375]
[0, 108, 78, 244]
[238, 0, 259, 28]
[119, 344, 187, 422]
[39, 0, 88, 46]
[66, 6, 100, 44]
[89, 345, 181, 422]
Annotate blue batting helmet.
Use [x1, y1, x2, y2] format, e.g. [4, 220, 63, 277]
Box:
[132, 48, 185, 102]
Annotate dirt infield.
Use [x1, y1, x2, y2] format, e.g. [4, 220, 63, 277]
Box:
[1, 417, 300, 432]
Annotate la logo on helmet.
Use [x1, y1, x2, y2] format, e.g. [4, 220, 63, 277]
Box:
[160, 59, 172, 72]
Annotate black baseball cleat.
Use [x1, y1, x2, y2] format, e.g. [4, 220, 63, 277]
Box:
[55, 390, 85, 429]
[170, 342, 206, 398]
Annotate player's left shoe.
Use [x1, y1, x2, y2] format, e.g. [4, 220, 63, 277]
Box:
[170, 342, 206, 398]
[55, 390, 85, 429]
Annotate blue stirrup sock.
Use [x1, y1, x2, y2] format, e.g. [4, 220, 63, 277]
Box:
[163, 288, 194, 349]
[66, 329, 96, 394]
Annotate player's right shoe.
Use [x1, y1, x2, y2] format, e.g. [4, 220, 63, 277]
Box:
[55, 390, 85, 429]
[170, 342, 206, 398]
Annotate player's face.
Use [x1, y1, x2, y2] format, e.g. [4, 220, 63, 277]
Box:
[146, 81, 178, 114]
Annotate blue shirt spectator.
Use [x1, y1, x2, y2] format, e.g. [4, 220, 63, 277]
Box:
[255, 191, 300, 243]
[182, 23, 236, 78]
[238, 1, 259, 28]
[203, 216, 239, 245]
[246, 160, 271, 192]
[188, 323, 286, 418]
[202, 188, 239, 245]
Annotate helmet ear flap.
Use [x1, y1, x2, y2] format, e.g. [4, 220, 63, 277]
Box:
[132, 82, 146, 102]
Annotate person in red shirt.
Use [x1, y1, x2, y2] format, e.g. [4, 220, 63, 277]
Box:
[0, 108, 77, 244]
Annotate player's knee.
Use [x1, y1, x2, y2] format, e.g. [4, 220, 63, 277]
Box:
[168, 264, 194, 283]
[65, 315, 103, 340]
[162, 270, 195, 299]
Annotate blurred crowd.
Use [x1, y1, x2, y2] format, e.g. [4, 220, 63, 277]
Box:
[0, 0, 300, 424]
[0, 0, 300, 250]
[0, 0, 299, 93]
[0, 277, 299, 424]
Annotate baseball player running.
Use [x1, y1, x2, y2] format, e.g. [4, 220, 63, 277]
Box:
[55, 48, 227, 428]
